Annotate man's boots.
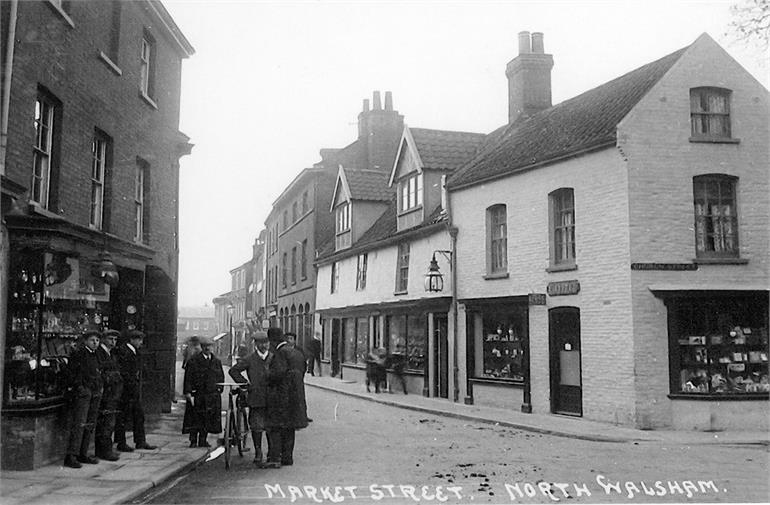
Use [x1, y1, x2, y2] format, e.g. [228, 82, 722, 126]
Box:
[252, 431, 264, 467]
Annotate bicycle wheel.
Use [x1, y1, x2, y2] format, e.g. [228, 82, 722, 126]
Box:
[223, 409, 232, 470]
[236, 408, 249, 457]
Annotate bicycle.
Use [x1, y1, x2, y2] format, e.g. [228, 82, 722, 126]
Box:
[218, 382, 250, 470]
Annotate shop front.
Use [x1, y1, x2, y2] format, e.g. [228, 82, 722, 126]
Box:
[462, 296, 530, 412]
[655, 289, 769, 431]
[318, 298, 450, 396]
[2, 218, 152, 470]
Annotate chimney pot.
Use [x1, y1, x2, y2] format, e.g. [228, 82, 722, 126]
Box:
[531, 32, 544, 53]
[362, 99, 370, 113]
[373, 91, 382, 110]
[384, 91, 393, 111]
[518, 31, 531, 54]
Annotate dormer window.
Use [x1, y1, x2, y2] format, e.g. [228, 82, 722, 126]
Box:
[336, 202, 350, 234]
[690, 87, 731, 140]
[399, 173, 423, 213]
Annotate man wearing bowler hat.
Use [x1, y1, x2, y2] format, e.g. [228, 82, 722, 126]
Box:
[114, 330, 157, 451]
[95, 329, 122, 461]
[183, 336, 224, 448]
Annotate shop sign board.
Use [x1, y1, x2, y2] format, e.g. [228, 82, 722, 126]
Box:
[630, 263, 697, 271]
[547, 280, 580, 297]
[528, 293, 546, 305]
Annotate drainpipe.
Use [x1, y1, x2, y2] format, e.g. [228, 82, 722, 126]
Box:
[0, 0, 19, 407]
[444, 180, 460, 403]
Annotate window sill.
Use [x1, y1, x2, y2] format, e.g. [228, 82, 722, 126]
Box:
[470, 377, 525, 386]
[693, 257, 748, 265]
[98, 51, 122, 76]
[668, 393, 768, 401]
[393, 290, 408, 296]
[139, 91, 158, 110]
[689, 136, 740, 144]
[483, 272, 509, 280]
[546, 263, 577, 273]
[45, 1, 74, 28]
[397, 205, 423, 217]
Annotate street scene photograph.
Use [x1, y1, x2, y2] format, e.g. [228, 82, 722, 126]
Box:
[0, 0, 768, 504]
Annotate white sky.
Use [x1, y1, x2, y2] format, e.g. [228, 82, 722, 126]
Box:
[163, 0, 769, 308]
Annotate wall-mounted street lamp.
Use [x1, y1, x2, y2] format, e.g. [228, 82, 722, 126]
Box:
[424, 250, 452, 293]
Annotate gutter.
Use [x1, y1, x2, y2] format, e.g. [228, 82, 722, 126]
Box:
[1, 0, 18, 177]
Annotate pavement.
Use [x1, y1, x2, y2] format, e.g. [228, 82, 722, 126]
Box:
[1, 374, 767, 505]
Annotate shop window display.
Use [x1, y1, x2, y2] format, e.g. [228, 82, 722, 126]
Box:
[385, 314, 426, 372]
[670, 295, 769, 395]
[471, 305, 528, 381]
[5, 252, 111, 405]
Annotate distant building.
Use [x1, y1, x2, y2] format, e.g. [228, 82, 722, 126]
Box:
[0, 0, 193, 469]
[177, 305, 217, 356]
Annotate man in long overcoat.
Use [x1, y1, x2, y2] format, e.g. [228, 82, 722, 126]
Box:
[183, 336, 224, 447]
[264, 329, 308, 468]
[114, 330, 156, 451]
[95, 329, 122, 461]
[228, 330, 272, 465]
[181, 335, 202, 446]
[63, 331, 103, 468]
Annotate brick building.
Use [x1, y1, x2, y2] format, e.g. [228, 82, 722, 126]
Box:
[1, 1, 193, 469]
[446, 33, 768, 430]
[265, 91, 403, 353]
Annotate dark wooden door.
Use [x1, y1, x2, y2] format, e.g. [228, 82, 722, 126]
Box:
[433, 315, 449, 398]
[549, 307, 582, 416]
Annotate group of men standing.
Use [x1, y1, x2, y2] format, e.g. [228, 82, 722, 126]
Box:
[64, 329, 155, 469]
[182, 327, 309, 468]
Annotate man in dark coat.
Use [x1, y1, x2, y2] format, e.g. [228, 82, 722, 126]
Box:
[181, 335, 202, 446]
[95, 329, 123, 461]
[305, 331, 322, 376]
[63, 331, 103, 468]
[264, 330, 308, 468]
[183, 336, 224, 448]
[114, 330, 157, 451]
[229, 330, 272, 466]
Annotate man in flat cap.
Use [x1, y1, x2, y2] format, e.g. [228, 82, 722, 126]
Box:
[114, 330, 156, 451]
[63, 330, 103, 468]
[95, 329, 122, 461]
[183, 336, 224, 448]
[229, 330, 272, 466]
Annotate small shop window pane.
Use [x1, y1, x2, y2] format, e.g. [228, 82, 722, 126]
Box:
[472, 305, 528, 381]
[356, 317, 368, 365]
[343, 318, 356, 364]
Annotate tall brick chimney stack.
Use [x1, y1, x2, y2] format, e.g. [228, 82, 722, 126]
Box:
[506, 31, 553, 124]
[357, 90, 404, 171]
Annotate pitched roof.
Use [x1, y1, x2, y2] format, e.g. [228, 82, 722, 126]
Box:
[409, 128, 486, 171]
[316, 198, 447, 263]
[447, 45, 688, 190]
[345, 168, 393, 201]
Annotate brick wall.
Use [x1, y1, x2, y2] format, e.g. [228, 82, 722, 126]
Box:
[451, 148, 636, 424]
[619, 35, 770, 429]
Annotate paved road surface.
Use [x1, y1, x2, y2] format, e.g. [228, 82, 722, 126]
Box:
[145, 387, 769, 504]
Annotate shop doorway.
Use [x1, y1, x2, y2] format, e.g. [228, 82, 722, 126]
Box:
[549, 307, 582, 416]
[433, 315, 449, 398]
[331, 318, 341, 378]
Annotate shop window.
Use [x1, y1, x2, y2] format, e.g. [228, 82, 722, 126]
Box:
[469, 304, 529, 381]
[395, 242, 410, 293]
[5, 252, 114, 405]
[486, 204, 507, 274]
[385, 314, 426, 372]
[356, 253, 368, 291]
[668, 295, 768, 395]
[32, 93, 59, 209]
[693, 175, 739, 258]
[356, 317, 369, 365]
[343, 318, 356, 364]
[690, 87, 731, 140]
[549, 188, 575, 268]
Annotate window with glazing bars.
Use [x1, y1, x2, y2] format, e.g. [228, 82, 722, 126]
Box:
[693, 175, 739, 257]
[396, 243, 410, 292]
